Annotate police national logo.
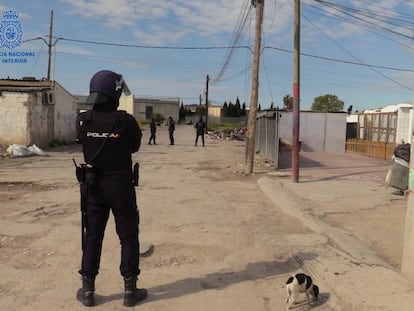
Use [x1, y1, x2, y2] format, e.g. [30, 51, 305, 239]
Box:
[0, 10, 23, 49]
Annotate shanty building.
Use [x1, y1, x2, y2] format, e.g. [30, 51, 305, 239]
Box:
[0, 77, 77, 147]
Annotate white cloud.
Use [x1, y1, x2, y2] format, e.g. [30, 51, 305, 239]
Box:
[59, 0, 256, 44]
[56, 43, 96, 57]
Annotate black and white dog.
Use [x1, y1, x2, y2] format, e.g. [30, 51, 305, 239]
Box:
[285, 273, 319, 310]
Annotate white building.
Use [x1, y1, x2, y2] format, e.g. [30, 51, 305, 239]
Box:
[0, 78, 77, 147]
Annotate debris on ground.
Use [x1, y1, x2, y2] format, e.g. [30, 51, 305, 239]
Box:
[206, 127, 247, 141]
[0, 144, 7, 157]
[5, 144, 47, 158]
[393, 143, 410, 162]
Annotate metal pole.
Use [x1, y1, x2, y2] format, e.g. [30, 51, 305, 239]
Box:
[245, 0, 264, 174]
[292, 0, 300, 182]
[205, 75, 209, 133]
[47, 10, 54, 81]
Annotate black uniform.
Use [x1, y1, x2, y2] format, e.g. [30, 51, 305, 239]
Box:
[76, 107, 142, 278]
[168, 117, 175, 145]
[148, 118, 156, 145]
[195, 118, 206, 147]
[76, 70, 147, 307]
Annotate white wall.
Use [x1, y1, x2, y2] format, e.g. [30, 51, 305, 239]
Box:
[53, 82, 78, 143]
[0, 83, 77, 147]
[135, 98, 179, 122]
[397, 107, 412, 144]
[28, 93, 52, 146]
[279, 111, 346, 152]
[0, 92, 30, 145]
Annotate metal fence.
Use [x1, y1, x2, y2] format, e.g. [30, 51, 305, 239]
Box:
[255, 111, 280, 168]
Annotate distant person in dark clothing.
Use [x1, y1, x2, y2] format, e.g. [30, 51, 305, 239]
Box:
[168, 116, 175, 145]
[195, 117, 206, 147]
[148, 117, 156, 145]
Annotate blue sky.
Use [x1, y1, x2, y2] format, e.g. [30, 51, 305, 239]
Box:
[1, 0, 414, 112]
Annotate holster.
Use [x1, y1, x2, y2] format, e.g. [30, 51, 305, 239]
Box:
[133, 163, 140, 187]
[73, 159, 87, 184]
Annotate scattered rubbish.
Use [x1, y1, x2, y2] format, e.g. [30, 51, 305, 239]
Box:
[6, 144, 47, 158]
[206, 127, 247, 141]
[393, 143, 410, 162]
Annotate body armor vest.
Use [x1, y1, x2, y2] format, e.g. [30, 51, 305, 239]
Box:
[77, 110, 132, 171]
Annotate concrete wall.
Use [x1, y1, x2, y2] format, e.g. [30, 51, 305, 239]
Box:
[135, 97, 179, 122]
[279, 111, 346, 152]
[0, 92, 30, 145]
[209, 106, 222, 117]
[0, 83, 77, 147]
[28, 92, 53, 146]
[396, 107, 412, 144]
[53, 83, 77, 143]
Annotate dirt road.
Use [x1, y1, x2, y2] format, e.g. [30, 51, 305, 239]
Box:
[0, 124, 409, 310]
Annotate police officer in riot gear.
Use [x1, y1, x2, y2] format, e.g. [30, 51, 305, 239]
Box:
[75, 70, 147, 307]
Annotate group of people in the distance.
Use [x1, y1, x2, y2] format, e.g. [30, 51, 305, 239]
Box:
[148, 116, 206, 147]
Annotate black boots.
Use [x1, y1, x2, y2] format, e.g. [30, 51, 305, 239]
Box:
[80, 276, 95, 307]
[78, 275, 147, 307]
[123, 276, 148, 307]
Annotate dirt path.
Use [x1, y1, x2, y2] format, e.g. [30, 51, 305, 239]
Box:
[0, 124, 408, 310]
[0, 125, 322, 311]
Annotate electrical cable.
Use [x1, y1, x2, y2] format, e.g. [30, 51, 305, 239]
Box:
[210, 0, 253, 84]
[294, 1, 413, 91]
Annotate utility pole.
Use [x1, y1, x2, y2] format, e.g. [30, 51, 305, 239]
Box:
[205, 75, 209, 133]
[199, 94, 202, 118]
[292, 0, 300, 182]
[47, 10, 54, 81]
[246, 0, 264, 174]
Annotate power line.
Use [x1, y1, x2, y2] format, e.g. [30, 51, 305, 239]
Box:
[312, 0, 414, 40]
[295, 1, 413, 90]
[56, 37, 253, 51]
[26, 35, 414, 73]
[211, 0, 254, 84]
[264, 46, 414, 73]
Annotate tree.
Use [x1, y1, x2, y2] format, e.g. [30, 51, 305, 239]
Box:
[227, 101, 235, 117]
[235, 97, 241, 117]
[283, 94, 293, 111]
[154, 113, 165, 125]
[222, 101, 228, 117]
[179, 102, 186, 121]
[241, 102, 246, 116]
[311, 94, 344, 112]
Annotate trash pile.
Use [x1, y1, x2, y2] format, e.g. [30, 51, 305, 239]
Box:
[0, 144, 7, 157]
[5, 144, 47, 158]
[206, 127, 247, 141]
[393, 143, 410, 162]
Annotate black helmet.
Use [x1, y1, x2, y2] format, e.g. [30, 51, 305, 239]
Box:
[86, 70, 128, 105]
